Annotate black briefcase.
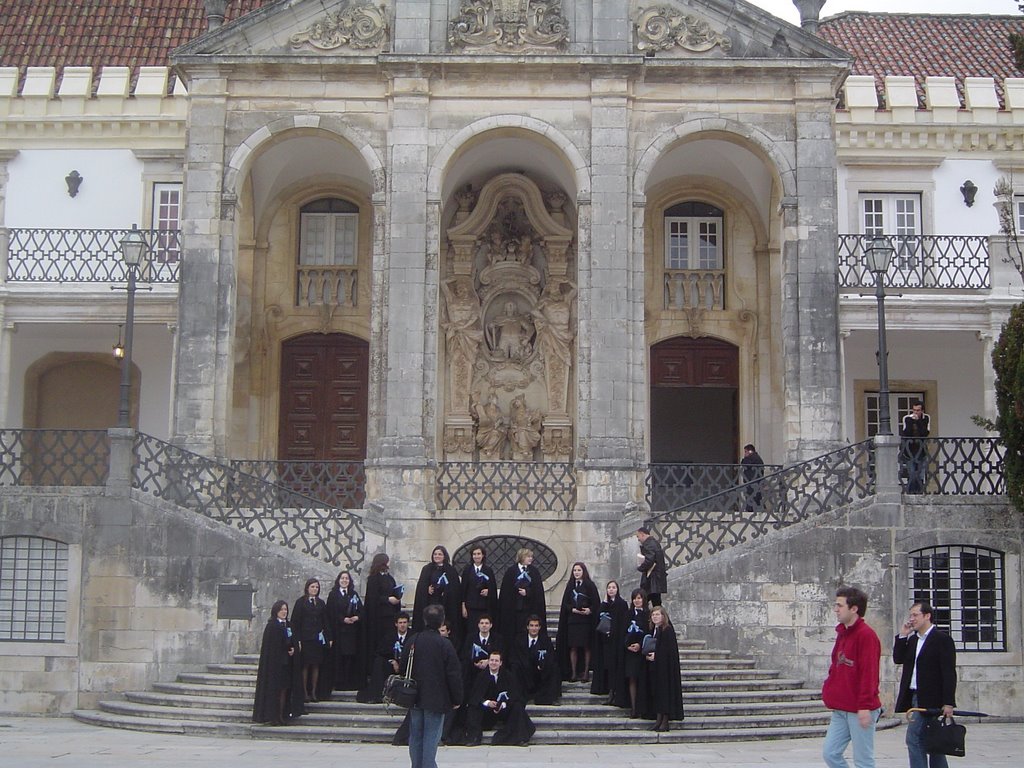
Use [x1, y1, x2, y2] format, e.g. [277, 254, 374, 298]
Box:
[923, 716, 966, 758]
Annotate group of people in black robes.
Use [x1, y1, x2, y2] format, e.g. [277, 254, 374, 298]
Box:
[253, 543, 683, 734]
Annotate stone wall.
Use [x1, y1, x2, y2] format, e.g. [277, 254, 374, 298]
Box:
[0, 485, 382, 714]
[621, 495, 1024, 717]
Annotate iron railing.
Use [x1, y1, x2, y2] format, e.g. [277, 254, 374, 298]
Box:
[436, 461, 575, 511]
[133, 434, 365, 569]
[837, 234, 989, 290]
[900, 437, 1005, 495]
[646, 463, 783, 512]
[6, 228, 181, 283]
[0, 429, 110, 486]
[229, 459, 366, 509]
[647, 440, 876, 568]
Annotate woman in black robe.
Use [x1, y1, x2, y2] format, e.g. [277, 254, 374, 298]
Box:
[642, 605, 685, 732]
[252, 600, 305, 725]
[363, 552, 402, 654]
[459, 543, 498, 639]
[324, 570, 366, 692]
[590, 579, 629, 704]
[619, 588, 649, 717]
[555, 561, 601, 682]
[498, 547, 546, 637]
[290, 577, 331, 702]
[412, 545, 462, 641]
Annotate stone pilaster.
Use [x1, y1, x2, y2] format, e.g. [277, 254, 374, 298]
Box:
[172, 70, 232, 456]
[592, 0, 629, 54]
[787, 84, 843, 460]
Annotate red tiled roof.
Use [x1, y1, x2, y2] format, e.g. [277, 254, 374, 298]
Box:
[0, 0, 268, 71]
[818, 12, 1024, 108]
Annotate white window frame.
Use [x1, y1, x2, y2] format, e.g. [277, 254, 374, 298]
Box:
[151, 182, 182, 263]
[860, 192, 922, 273]
[664, 216, 722, 270]
[863, 390, 926, 438]
[299, 212, 358, 267]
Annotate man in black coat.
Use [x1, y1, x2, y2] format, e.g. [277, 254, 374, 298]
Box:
[893, 600, 957, 768]
[407, 605, 462, 768]
[636, 526, 667, 607]
[360, 612, 414, 704]
[511, 615, 561, 705]
[464, 650, 536, 747]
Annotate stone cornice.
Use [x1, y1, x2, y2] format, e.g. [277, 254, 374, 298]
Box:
[837, 122, 1024, 155]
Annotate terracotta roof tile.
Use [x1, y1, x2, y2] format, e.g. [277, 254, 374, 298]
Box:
[0, 0, 267, 71]
[818, 12, 1024, 108]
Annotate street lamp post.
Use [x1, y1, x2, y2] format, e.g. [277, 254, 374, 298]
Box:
[117, 225, 147, 429]
[865, 236, 895, 436]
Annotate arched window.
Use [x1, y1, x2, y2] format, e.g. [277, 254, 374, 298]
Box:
[297, 197, 360, 307]
[0, 536, 69, 642]
[452, 536, 558, 581]
[909, 545, 1005, 652]
[662, 201, 725, 310]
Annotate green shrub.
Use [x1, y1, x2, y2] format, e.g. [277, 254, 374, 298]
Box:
[992, 303, 1024, 512]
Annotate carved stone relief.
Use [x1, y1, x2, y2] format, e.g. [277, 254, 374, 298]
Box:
[449, 0, 569, 53]
[441, 174, 576, 462]
[634, 5, 732, 54]
[290, 1, 391, 51]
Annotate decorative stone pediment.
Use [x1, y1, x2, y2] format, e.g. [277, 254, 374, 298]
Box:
[290, 1, 390, 52]
[448, 0, 569, 53]
[173, 0, 392, 58]
[635, 5, 731, 54]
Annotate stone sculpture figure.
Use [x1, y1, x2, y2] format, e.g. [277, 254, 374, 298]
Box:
[531, 278, 576, 413]
[474, 393, 508, 460]
[441, 276, 484, 410]
[509, 394, 542, 461]
[487, 300, 533, 360]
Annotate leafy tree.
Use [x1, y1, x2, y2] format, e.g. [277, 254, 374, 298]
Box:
[991, 303, 1024, 513]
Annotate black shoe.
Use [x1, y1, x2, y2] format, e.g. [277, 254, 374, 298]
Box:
[465, 738, 482, 747]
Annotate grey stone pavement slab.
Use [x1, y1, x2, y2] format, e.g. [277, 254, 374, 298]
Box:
[1, 718, 1021, 768]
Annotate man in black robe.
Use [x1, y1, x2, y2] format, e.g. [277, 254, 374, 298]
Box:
[510, 615, 561, 705]
[361, 612, 414, 704]
[464, 650, 536, 746]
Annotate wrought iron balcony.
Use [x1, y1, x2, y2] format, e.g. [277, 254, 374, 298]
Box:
[838, 234, 989, 290]
[3, 227, 181, 284]
[436, 461, 576, 511]
[230, 459, 366, 509]
[646, 462, 782, 513]
[900, 437, 1005, 495]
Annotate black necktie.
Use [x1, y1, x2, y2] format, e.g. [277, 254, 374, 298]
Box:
[529, 638, 535, 648]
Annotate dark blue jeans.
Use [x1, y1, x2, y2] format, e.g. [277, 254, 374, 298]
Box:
[409, 707, 445, 768]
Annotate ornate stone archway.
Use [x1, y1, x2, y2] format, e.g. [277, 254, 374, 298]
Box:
[440, 173, 576, 463]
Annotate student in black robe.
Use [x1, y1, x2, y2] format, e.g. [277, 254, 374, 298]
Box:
[412, 545, 462, 642]
[642, 605, 685, 732]
[360, 611, 414, 704]
[459, 614, 504, 703]
[363, 552, 403, 666]
[324, 570, 366, 693]
[511, 614, 561, 705]
[252, 600, 305, 725]
[459, 544, 498, 640]
[620, 588, 649, 718]
[498, 547, 546, 637]
[464, 650, 536, 746]
[590, 579, 629, 705]
[290, 577, 331, 702]
[556, 561, 601, 682]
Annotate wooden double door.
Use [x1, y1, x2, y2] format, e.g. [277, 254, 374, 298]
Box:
[278, 333, 368, 462]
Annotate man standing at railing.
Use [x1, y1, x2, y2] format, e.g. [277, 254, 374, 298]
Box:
[900, 401, 931, 494]
[636, 527, 667, 608]
[740, 443, 764, 512]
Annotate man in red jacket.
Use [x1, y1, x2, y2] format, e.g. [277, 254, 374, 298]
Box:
[822, 586, 883, 768]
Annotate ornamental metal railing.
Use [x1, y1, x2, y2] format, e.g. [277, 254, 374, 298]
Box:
[900, 437, 1005, 495]
[647, 440, 876, 568]
[230, 459, 366, 509]
[646, 462, 783, 513]
[436, 461, 575, 511]
[837, 234, 989, 290]
[0, 429, 110, 486]
[5, 228, 181, 283]
[133, 434, 365, 569]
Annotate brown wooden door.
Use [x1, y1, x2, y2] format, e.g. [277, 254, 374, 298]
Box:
[650, 337, 739, 464]
[278, 333, 368, 461]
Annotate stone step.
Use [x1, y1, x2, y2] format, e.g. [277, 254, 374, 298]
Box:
[154, 682, 255, 698]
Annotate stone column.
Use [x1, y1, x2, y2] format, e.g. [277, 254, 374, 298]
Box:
[172, 69, 232, 456]
[367, 76, 433, 511]
[786, 83, 844, 460]
[579, 78, 642, 512]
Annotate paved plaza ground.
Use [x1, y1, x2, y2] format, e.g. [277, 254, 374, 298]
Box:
[0, 717, 1020, 768]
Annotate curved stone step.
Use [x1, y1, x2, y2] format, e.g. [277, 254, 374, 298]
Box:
[154, 682, 254, 697]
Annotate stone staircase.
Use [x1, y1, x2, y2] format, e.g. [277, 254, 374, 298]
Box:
[73, 632, 894, 743]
